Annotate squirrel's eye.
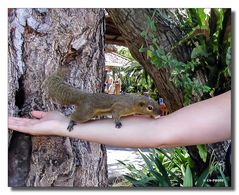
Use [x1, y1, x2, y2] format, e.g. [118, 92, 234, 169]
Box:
[148, 105, 153, 110]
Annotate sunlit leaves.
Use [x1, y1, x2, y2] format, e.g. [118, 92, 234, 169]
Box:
[119, 148, 229, 187]
[139, 8, 231, 105]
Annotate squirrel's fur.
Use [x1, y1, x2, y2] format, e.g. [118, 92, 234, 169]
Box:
[46, 70, 161, 131]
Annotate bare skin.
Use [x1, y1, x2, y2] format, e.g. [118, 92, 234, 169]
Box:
[8, 91, 231, 148]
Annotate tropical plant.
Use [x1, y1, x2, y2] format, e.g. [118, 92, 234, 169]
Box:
[119, 148, 230, 187]
[139, 8, 231, 105]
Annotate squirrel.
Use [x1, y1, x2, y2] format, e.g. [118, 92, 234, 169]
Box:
[46, 68, 161, 131]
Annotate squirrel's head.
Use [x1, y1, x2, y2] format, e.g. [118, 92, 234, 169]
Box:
[134, 96, 161, 118]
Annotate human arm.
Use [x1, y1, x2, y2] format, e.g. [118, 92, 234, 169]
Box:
[8, 91, 231, 148]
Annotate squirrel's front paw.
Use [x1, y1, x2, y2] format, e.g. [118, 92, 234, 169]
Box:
[115, 121, 122, 128]
[67, 120, 77, 131]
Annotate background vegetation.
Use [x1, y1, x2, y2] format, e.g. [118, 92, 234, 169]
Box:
[116, 8, 231, 187]
[119, 148, 229, 187]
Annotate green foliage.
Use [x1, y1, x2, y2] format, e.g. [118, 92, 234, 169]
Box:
[116, 47, 159, 100]
[183, 165, 193, 187]
[117, 47, 136, 61]
[119, 148, 230, 187]
[191, 44, 209, 59]
[197, 144, 208, 163]
[188, 8, 208, 27]
[140, 8, 231, 105]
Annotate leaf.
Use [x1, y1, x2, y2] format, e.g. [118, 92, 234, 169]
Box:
[202, 85, 211, 93]
[148, 169, 169, 186]
[167, 169, 183, 185]
[123, 175, 138, 183]
[217, 165, 229, 187]
[139, 150, 154, 171]
[141, 152, 171, 186]
[151, 56, 161, 67]
[155, 48, 164, 57]
[197, 144, 208, 163]
[140, 31, 147, 38]
[145, 15, 156, 32]
[161, 55, 168, 63]
[195, 167, 210, 187]
[174, 148, 188, 163]
[123, 175, 145, 187]
[154, 155, 171, 186]
[152, 38, 158, 44]
[146, 49, 153, 59]
[183, 165, 193, 187]
[117, 159, 126, 166]
[226, 46, 232, 66]
[139, 45, 145, 53]
[196, 8, 207, 26]
[188, 9, 199, 26]
[180, 164, 186, 176]
[191, 45, 208, 59]
[155, 148, 181, 169]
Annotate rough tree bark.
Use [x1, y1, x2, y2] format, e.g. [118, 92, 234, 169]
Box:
[107, 9, 230, 172]
[8, 8, 108, 187]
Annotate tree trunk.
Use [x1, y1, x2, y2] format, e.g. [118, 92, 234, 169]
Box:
[8, 8, 108, 187]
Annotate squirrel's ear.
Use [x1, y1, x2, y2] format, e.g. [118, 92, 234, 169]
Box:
[138, 101, 145, 107]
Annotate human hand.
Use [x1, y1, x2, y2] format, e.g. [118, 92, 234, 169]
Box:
[8, 111, 69, 135]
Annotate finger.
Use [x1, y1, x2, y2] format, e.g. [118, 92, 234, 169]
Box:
[8, 123, 31, 134]
[8, 117, 33, 124]
[8, 117, 39, 128]
[31, 111, 48, 119]
[9, 119, 30, 126]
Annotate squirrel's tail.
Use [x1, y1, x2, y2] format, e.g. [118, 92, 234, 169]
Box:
[46, 72, 85, 106]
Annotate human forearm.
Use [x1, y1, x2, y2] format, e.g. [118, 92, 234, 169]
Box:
[53, 116, 168, 148]
[158, 91, 231, 147]
[8, 111, 167, 148]
[8, 91, 231, 148]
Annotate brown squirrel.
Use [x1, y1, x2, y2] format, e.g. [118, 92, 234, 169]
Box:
[46, 69, 161, 131]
